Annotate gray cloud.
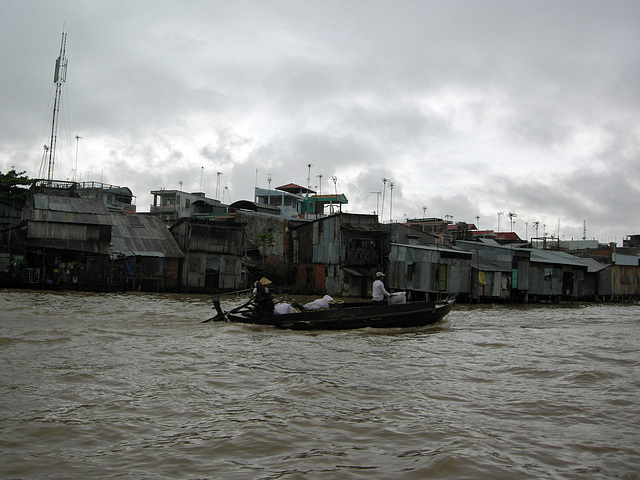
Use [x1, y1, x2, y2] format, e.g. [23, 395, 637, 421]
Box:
[2, 0, 640, 242]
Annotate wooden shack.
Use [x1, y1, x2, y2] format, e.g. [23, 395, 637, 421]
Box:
[597, 257, 640, 301]
[109, 213, 184, 291]
[472, 259, 512, 301]
[170, 217, 245, 292]
[455, 240, 523, 302]
[519, 249, 589, 302]
[291, 213, 386, 297]
[18, 193, 112, 288]
[388, 243, 472, 300]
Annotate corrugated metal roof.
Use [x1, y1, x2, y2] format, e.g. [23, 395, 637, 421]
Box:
[33, 194, 110, 215]
[109, 213, 184, 258]
[474, 258, 511, 272]
[391, 243, 473, 257]
[341, 266, 368, 277]
[527, 249, 587, 267]
[574, 257, 609, 272]
[478, 239, 503, 247]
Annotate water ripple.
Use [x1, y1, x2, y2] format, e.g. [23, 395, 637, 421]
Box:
[0, 291, 639, 479]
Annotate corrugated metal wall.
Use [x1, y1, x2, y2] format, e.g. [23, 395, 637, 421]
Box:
[389, 245, 471, 295]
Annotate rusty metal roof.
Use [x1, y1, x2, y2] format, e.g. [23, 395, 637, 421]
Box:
[33, 194, 110, 215]
[29, 194, 112, 225]
[109, 213, 184, 259]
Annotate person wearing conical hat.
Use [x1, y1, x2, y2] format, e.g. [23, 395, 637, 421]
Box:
[253, 277, 274, 314]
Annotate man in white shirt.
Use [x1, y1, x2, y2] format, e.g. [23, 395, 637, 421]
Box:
[372, 271, 390, 305]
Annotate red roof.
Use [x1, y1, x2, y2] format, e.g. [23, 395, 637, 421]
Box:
[495, 232, 522, 240]
[276, 183, 316, 194]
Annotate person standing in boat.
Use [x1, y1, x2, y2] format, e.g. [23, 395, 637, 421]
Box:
[372, 271, 391, 305]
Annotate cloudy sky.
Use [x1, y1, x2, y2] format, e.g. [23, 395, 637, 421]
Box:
[1, 0, 639, 243]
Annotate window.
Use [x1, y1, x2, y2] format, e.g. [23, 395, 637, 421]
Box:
[437, 264, 447, 290]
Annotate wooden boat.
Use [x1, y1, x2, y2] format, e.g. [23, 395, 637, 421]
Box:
[205, 296, 455, 330]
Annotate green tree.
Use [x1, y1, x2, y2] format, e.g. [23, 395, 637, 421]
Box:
[253, 233, 275, 262]
[0, 169, 32, 207]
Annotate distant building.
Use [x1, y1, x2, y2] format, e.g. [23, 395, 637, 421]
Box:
[404, 218, 453, 243]
[384, 223, 437, 245]
[495, 231, 523, 245]
[531, 236, 560, 250]
[254, 183, 315, 218]
[302, 193, 349, 218]
[623, 234, 640, 249]
[76, 182, 136, 213]
[447, 222, 478, 241]
[150, 189, 226, 225]
[471, 229, 498, 240]
[557, 239, 601, 251]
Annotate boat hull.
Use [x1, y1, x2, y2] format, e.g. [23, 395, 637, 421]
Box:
[217, 298, 455, 330]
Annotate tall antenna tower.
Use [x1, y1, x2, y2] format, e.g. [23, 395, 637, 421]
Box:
[47, 31, 68, 183]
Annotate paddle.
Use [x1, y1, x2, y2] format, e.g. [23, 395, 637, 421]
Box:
[202, 312, 226, 323]
[202, 296, 256, 323]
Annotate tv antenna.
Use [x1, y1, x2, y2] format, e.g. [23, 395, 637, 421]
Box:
[509, 212, 517, 232]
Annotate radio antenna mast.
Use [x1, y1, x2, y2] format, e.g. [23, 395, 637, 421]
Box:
[47, 31, 68, 183]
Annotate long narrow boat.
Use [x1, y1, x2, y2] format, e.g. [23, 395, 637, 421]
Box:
[206, 296, 455, 330]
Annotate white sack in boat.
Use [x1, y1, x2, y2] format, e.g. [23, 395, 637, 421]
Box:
[388, 292, 407, 305]
[303, 295, 334, 310]
[274, 303, 298, 315]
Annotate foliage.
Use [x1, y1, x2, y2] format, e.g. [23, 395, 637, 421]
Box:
[454, 222, 474, 241]
[0, 169, 33, 207]
[253, 233, 275, 261]
[253, 233, 275, 248]
[247, 261, 298, 289]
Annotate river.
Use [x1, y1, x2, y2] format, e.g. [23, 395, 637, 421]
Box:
[1, 290, 639, 479]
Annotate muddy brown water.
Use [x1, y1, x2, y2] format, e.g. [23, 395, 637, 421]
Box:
[1, 290, 639, 479]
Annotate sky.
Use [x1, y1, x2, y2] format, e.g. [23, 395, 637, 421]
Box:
[1, 0, 639, 244]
